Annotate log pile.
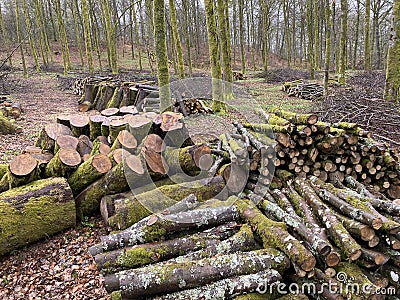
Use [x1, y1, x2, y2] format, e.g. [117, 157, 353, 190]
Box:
[282, 80, 325, 100]
[85, 108, 400, 299]
[73, 76, 214, 116]
[1, 102, 400, 298]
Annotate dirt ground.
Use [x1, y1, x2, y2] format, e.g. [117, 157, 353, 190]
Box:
[0, 73, 78, 163]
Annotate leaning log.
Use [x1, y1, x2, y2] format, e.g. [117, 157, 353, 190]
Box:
[101, 176, 227, 229]
[0, 177, 76, 256]
[44, 148, 81, 178]
[35, 123, 72, 151]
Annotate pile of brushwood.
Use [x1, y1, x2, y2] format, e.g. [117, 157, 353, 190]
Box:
[0, 95, 22, 134]
[1, 105, 400, 299]
[313, 71, 400, 148]
[282, 80, 324, 101]
[263, 68, 311, 84]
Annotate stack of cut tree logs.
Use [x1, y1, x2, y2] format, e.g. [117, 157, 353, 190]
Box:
[282, 80, 325, 100]
[74, 76, 213, 117]
[0, 95, 22, 134]
[1, 104, 400, 299]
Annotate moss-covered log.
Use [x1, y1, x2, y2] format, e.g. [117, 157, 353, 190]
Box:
[0, 177, 76, 256]
[153, 269, 282, 300]
[44, 148, 81, 178]
[35, 123, 72, 151]
[104, 248, 290, 297]
[89, 205, 240, 255]
[128, 114, 154, 144]
[294, 179, 362, 261]
[110, 130, 137, 152]
[89, 115, 107, 140]
[94, 224, 235, 274]
[54, 135, 79, 153]
[234, 197, 316, 272]
[164, 146, 202, 175]
[269, 107, 318, 125]
[100, 176, 226, 229]
[68, 153, 112, 196]
[69, 115, 90, 137]
[0, 115, 20, 134]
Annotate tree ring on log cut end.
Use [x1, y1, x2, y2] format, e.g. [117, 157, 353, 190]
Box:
[45, 123, 72, 140]
[69, 115, 89, 127]
[92, 154, 113, 174]
[59, 148, 82, 167]
[118, 130, 138, 150]
[125, 154, 145, 175]
[198, 154, 214, 170]
[56, 135, 79, 150]
[10, 154, 37, 176]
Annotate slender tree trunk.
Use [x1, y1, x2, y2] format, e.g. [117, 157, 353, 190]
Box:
[260, 0, 270, 72]
[22, 0, 41, 72]
[339, 0, 348, 83]
[33, 0, 48, 66]
[88, 0, 103, 71]
[101, 0, 118, 74]
[46, 0, 57, 42]
[204, 0, 226, 113]
[169, 0, 185, 79]
[353, 0, 361, 69]
[324, 0, 334, 93]
[384, 0, 400, 101]
[306, 0, 315, 78]
[54, 0, 71, 74]
[132, 3, 142, 70]
[364, 0, 372, 70]
[15, 0, 27, 76]
[217, 0, 233, 84]
[72, 0, 85, 66]
[0, 3, 12, 67]
[238, 0, 246, 74]
[182, 0, 193, 76]
[153, 0, 171, 110]
[81, 0, 94, 73]
[313, 0, 320, 70]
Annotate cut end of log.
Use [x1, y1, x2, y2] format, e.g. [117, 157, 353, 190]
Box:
[125, 154, 145, 175]
[92, 154, 113, 174]
[59, 148, 82, 167]
[10, 154, 37, 176]
[325, 251, 341, 267]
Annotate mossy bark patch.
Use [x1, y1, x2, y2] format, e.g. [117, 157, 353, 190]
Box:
[0, 177, 76, 256]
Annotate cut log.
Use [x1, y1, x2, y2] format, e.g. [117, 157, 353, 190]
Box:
[0, 116, 19, 135]
[90, 205, 240, 255]
[234, 197, 316, 272]
[54, 135, 79, 153]
[69, 115, 90, 137]
[101, 108, 120, 117]
[94, 224, 234, 274]
[35, 123, 72, 151]
[103, 249, 290, 297]
[153, 112, 191, 147]
[101, 176, 227, 229]
[143, 134, 166, 153]
[110, 130, 137, 153]
[68, 153, 112, 196]
[44, 148, 81, 178]
[119, 106, 138, 115]
[108, 118, 129, 144]
[153, 269, 282, 300]
[0, 177, 76, 256]
[0, 154, 40, 192]
[89, 115, 107, 140]
[77, 135, 93, 157]
[56, 115, 71, 128]
[128, 115, 153, 144]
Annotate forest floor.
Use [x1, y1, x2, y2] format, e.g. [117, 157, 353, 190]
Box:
[0, 67, 399, 299]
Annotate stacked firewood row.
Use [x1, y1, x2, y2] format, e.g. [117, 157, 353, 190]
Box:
[282, 80, 325, 100]
[74, 77, 213, 117]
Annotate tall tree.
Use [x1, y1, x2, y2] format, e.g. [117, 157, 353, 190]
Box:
[169, 0, 185, 79]
[384, 0, 400, 101]
[238, 0, 246, 75]
[217, 0, 233, 83]
[101, 0, 118, 74]
[182, 0, 193, 76]
[353, 0, 361, 69]
[71, 0, 85, 66]
[204, 0, 226, 113]
[0, 2, 12, 67]
[324, 0, 334, 93]
[22, 0, 40, 72]
[81, 0, 94, 73]
[153, 0, 171, 109]
[364, 0, 372, 70]
[306, 0, 315, 78]
[15, 0, 27, 76]
[339, 0, 348, 82]
[54, 0, 71, 74]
